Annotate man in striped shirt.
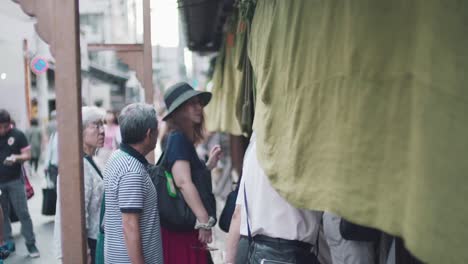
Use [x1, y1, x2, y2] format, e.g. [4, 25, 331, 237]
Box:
[103, 103, 162, 264]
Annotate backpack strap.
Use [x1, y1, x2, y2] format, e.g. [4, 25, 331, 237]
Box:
[99, 194, 105, 234]
[243, 182, 253, 243]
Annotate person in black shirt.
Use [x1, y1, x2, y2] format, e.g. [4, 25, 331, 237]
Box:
[0, 109, 39, 258]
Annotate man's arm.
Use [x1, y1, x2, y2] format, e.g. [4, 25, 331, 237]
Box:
[5, 147, 31, 166]
[122, 213, 145, 264]
[17, 130, 31, 162]
[17, 147, 31, 162]
[225, 205, 242, 263]
[118, 169, 145, 264]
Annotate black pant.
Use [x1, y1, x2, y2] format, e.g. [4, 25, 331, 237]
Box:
[237, 235, 319, 264]
[30, 158, 39, 172]
[88, 238, 97, 264]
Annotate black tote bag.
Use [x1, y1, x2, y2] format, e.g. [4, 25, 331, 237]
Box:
[41, 188, 57, 216]
[218, 186, 239, 232]
[150, 164, 197, 231]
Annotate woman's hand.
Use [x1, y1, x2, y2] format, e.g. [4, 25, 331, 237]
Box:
[198, 228, 213, 244]
[206, 145, 222, 170]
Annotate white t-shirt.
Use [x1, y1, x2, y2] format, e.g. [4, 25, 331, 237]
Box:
[236, 134, 322, 243]
[45, 132, 59, 166]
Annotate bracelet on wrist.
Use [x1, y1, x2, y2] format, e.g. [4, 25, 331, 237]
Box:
[195, 216, 216, 230]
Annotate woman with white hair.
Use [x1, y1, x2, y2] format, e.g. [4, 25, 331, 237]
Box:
[54, 106, 105, 264]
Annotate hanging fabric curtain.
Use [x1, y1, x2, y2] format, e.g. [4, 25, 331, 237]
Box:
[235, 0, 256, 135]
[205, 11, 244, 136]
[205, 3, 256, 137]
[248, 1, 468, 263]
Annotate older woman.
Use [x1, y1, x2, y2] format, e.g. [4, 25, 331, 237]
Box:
[54, 106, 105, 264]
[161, 82, 222, 264]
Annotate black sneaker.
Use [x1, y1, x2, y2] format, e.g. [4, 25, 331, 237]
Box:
[26, 244, 40, 258]
[0, 245, 9, 260]
[5, 241, 14, 253]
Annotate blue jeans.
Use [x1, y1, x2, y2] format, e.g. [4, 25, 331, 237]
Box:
[0, 178, 36, 245]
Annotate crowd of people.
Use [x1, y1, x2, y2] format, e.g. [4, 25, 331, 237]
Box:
[0, 81, 386, 264]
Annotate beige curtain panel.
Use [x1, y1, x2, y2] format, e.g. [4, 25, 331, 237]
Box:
[205, 13, 245, 136]
[249, 1, 468, 263]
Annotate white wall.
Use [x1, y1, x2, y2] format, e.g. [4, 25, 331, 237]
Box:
[0, 1, 36, 130]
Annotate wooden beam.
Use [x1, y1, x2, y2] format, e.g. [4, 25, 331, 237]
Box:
[87, 43, 144, 52]
[116, 50, 144, 86]
[16, 0, 56, 56]
[143, 0, 155, 163]
[54, 0, 87, 263]
[87, 44, 147, 88]
[143, 0, 154, 105]
[23, 39, 31, 122]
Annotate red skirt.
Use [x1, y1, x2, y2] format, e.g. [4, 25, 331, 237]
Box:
[161, 227, 209, 264]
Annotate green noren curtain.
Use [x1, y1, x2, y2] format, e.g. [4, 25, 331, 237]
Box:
[205, 13, 245, 136]
[249, 1, 468, 263]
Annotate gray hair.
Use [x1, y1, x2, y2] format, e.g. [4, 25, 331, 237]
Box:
[119, 103, 157, 144]
[82, 106, 105, 129]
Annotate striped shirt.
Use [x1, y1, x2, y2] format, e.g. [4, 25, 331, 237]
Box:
[103, 144, 163, 264]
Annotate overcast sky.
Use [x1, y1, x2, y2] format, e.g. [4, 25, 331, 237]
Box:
[152, 0, 179, 47]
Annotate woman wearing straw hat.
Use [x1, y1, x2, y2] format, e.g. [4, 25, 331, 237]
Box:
[161, 82, 222, 264]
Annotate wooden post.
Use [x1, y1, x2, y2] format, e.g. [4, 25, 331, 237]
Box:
[143, 0, 155, 163]
[54, 0, 87, 263]
[143, 0, 153, 105]
[13, 0, 87, 262]
[23, 39, 31, 122]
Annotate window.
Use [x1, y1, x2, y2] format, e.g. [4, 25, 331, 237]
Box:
[80, 14, 104, 34]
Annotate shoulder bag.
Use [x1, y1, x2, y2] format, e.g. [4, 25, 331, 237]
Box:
[149, 148, 197, 231]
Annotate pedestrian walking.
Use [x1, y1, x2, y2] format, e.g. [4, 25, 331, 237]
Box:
[25, 118, 42, 174]
[46, 110, 57, 139]
[54, 106, 105, 264]
[0, 109, 40, 258]
[160, 82, 221, 264]
[103, 103, 163, 264]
